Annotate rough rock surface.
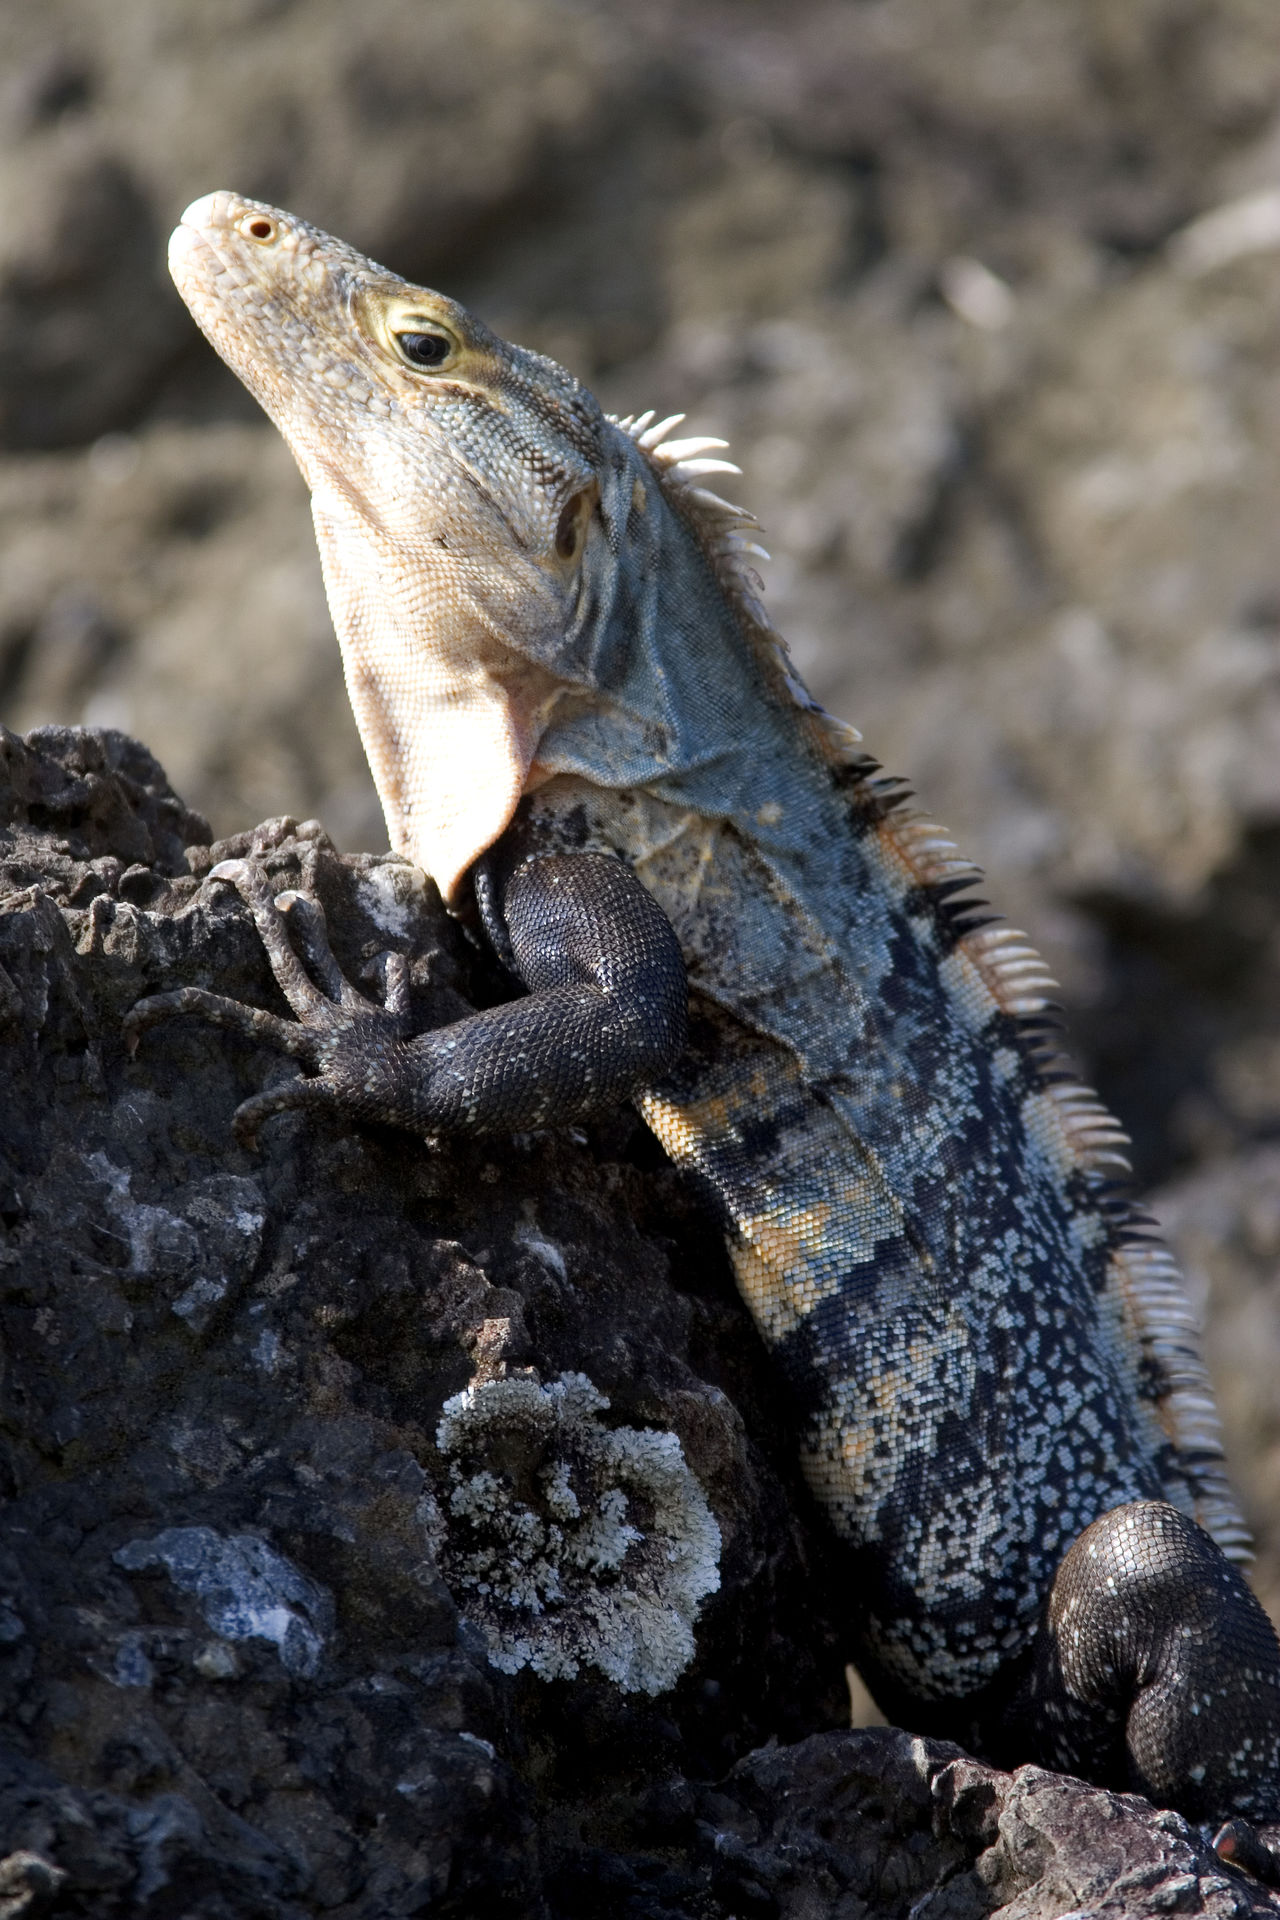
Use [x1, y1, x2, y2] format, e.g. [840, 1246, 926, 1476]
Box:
[3, 723, 1278, 1918]
[2, 721, 1280, 1920]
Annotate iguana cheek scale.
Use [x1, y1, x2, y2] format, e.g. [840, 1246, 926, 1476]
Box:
[135, 190, 1280, 1860]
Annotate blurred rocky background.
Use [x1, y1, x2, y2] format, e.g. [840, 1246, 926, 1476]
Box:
[1, 0, 1279, 1620]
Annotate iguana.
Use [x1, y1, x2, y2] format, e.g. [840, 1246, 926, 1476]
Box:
[132, 190, 1280, 1866]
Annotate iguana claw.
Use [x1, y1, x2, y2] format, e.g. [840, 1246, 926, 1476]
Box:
[124, 859, 414, 1145]
[1213, 1818, 1280, 1887]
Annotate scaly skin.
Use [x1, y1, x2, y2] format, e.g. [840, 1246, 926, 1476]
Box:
[137, 191, 1280, 1852]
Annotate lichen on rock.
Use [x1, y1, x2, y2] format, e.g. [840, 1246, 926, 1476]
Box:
[433, 1372, 721, 1694]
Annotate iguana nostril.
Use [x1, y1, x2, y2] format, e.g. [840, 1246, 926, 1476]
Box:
[245, 217, 275, 241]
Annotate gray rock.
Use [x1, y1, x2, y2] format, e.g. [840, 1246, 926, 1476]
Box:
[0, 724, 838, 1914]
[1, 723, 1277, 1916]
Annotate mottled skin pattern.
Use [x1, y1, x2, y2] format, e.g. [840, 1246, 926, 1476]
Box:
[133, 192, 1280, 1861]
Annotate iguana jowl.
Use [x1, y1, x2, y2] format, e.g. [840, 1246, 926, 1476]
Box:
[138, 190, 1280, 1849]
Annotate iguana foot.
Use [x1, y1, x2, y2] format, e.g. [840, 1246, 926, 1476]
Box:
[125, 859, 414, 1147]
[1015, 1501, 1280, 1830]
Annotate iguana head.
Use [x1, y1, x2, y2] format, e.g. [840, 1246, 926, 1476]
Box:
[169, 193, 784, 901]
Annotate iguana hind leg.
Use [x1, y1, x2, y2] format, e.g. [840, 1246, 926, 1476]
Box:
[1014, 1500, 1280, 1845]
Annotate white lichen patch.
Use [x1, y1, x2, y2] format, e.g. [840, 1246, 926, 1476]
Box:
[357, 859, 428, 937]
[433, 1373, 721, 1695]
[511, 1222, 568, 1282]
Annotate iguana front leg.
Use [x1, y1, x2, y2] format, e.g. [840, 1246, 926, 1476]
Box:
[125, 852, 688, 1146]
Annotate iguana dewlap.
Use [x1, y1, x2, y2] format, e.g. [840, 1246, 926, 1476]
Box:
[138, 190, 1280, 1848]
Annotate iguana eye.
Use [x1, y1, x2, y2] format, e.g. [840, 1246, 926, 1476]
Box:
[396, 331, 453, 370]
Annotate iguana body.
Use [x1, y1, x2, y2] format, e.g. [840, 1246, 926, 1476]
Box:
[138, 191, 1280, 1845]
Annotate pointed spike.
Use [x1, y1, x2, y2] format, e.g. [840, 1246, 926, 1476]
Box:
[819, 714, 864, 745]
[656, 436, 731, 461]
[687, 487, 750, 517]
[671, 459, 744, 483]
[669, 458, 743, 483]
[638, 412, 686, 448]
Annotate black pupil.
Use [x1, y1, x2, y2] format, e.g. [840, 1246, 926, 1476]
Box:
[398, 332, 449, 367]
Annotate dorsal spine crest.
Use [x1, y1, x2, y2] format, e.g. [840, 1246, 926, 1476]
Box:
[614, 401, 1248, 1564]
